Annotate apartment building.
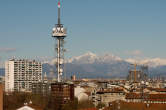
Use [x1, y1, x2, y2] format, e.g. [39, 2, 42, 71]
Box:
[5, 59, 42, 92]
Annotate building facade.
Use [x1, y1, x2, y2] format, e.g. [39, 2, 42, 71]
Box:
[5, 59, 42, 92]
[51, 82, 74, 109]
[0, 84, 3, 110]
[32, 81, 51, 95]
[91, 88, 126, 106]
[126, 93, 166, 103]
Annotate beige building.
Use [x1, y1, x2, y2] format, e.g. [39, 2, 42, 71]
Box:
[91, 88, 125, 106]
[5, 59, 42, 92]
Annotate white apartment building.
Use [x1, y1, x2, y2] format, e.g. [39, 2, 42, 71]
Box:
[5, 59, 42, 92]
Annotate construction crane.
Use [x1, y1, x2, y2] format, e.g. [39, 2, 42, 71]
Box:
[130, 63, 137, 82]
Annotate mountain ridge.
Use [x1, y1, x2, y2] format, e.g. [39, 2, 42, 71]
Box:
[67, 52, 166, 67]
[43, 52, 166, 78]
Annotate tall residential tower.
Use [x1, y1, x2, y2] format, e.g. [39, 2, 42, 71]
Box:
[5, 59, 42, 92]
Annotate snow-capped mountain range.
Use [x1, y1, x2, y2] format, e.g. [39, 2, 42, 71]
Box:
[42, 52, 166, 78]
[67, 52, 122, 64]
[67, 52, 166, 67]
[126, 58, 166, 67]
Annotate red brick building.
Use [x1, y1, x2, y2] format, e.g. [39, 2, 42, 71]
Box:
[51, 82, 74, 109]
[126, 93, 166, 103]
[0, 84, 3, 110]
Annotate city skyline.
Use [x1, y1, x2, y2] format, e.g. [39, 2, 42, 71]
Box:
[0, 0, 166, 67]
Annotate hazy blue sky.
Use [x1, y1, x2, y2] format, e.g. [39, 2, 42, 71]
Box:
[0, 0, 166, 64]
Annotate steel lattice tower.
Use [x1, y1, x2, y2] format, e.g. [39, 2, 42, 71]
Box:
[52, 0, 67, 82]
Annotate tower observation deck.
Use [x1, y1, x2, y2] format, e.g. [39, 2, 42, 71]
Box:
[52, 0, 67, 82]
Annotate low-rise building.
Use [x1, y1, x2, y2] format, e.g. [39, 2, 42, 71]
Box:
[126, 93, 166, 103]
[91, 88, 125, 106]
[75, 86, 89, 101]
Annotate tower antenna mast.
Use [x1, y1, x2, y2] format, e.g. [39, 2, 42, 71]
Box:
[52, 0, 67, 82]
[58, 0, 61, 25]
